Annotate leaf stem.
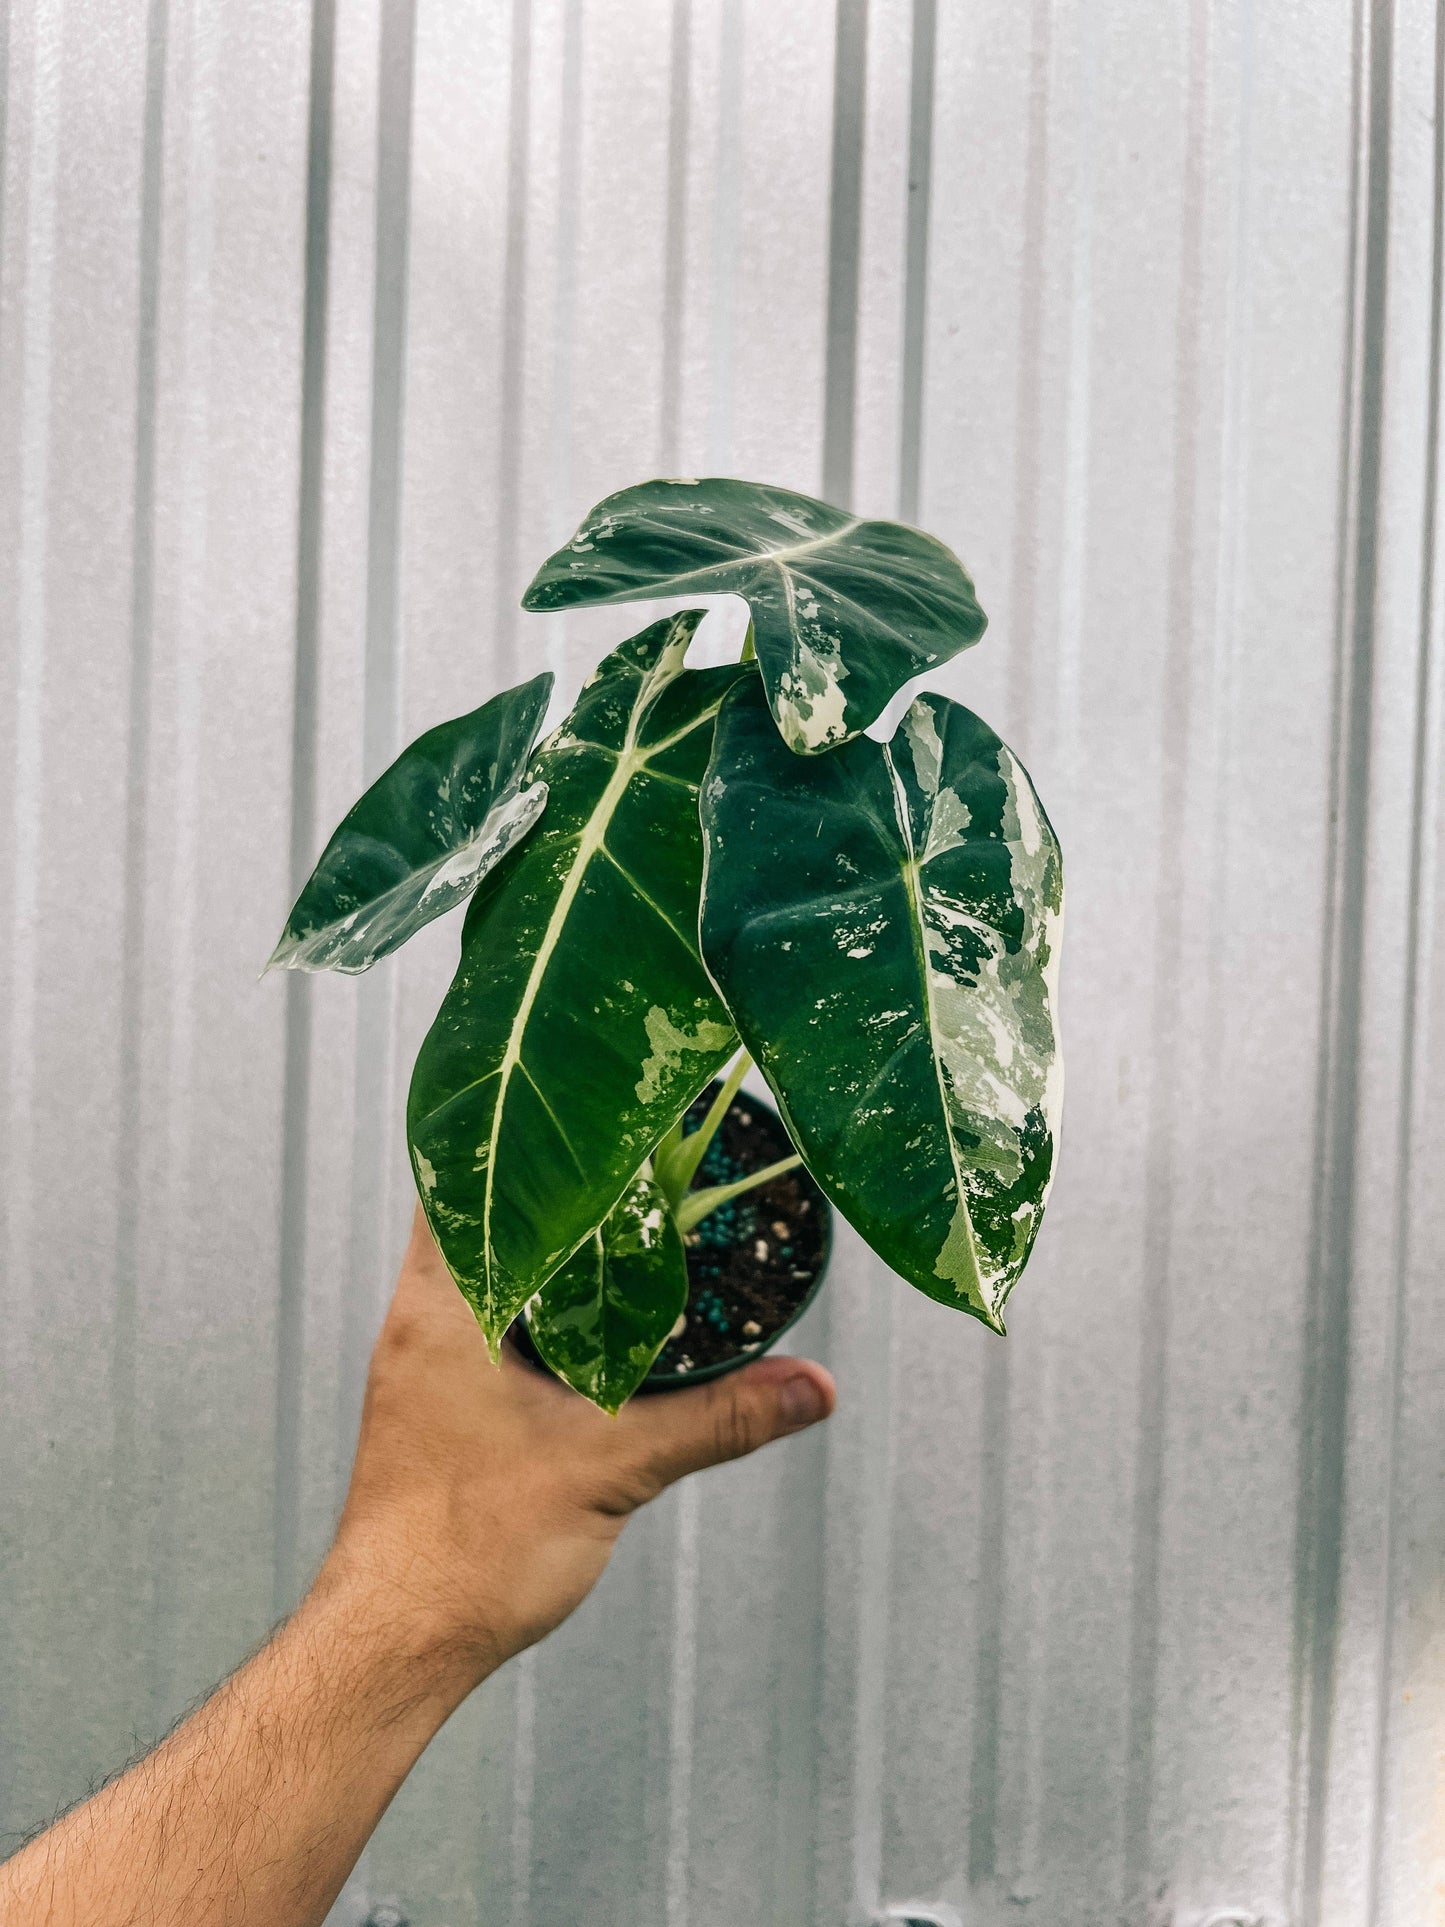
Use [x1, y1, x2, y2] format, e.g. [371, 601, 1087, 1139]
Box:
[675, 1153, 804, 1235]
[654, 1051, 752, 1209]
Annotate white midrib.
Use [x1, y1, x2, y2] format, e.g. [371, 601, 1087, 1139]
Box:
[478, 661, 722, 1322]
[596, 516, 865, 597]
[884, 746, 988, 1315]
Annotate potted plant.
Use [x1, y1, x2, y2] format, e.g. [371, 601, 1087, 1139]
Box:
[268, 479, 1064, 1413]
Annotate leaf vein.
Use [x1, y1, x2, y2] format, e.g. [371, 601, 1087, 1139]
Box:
[514, 1060, 589, 1179]
[596, 842, 699, 957]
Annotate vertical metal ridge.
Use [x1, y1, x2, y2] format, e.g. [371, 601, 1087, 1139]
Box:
[3, 0, 62, 1314]
[505, 4, 582, 1899]
[1292, 3, 1395, 1921]
[657, 0, 691, 477]
[0, 0, 62, 1839]
[656, 21, 733, 1905]
[705, 0, 742, 474]
[491, 0, 531, 682]
[965, 1341, 1010, 1885]
[363, 0, 416, 786]
[0, 0, 11, 285]
[765, 1410, 830, 1926]
[1366, 6, 1445, 1918]
[340, 0, 418, 1476]
[1052, 1, 1097, 787]
[822, 0, 868, 508]
[545, 0, 582, 685]
[271, 0, 335, 1623]
[1003, 0, 1055, 747]
[896, 0, 934, 526]
[848, 1264, 899, 1921]
[1204, 0, 1257, 823]
[1121, 0, 1213, 1902]
[819, 8, 889, 1911]
[142, 0, 220, 1730]
[1010, 8, 1098, 1877]
[970, 6, 1054, 1876]
[509, 1646, 538, 1927]
[664, 1479, 700, 1927]
[333, 24, 417, 1906]
[112, 0, 169, 1688]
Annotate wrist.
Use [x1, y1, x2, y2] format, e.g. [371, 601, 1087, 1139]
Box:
[306, 1525, 501, 1729]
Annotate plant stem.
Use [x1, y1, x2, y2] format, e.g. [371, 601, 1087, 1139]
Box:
[651, 1113, 686, 1183]
[674, 1153, 803, 1235]
[654, 1051, 753, 1209]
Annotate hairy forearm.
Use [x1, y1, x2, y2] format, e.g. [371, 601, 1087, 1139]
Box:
[0, 1212, 832, 1926]
[0, 1547, 483, 1927]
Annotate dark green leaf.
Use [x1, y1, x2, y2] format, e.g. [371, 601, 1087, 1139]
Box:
[521, 477, 987, 755]
[523, 1171, 687, 1412]
[699, 678, 1062, 1330]
[267, 674, 554, 974]
[408, 612, 748, 1347]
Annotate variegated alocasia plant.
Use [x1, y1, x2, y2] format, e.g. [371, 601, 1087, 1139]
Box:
[270, 476, 1063, 1413]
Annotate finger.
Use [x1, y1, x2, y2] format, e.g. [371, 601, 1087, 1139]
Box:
[613, 1356, 835, 1495]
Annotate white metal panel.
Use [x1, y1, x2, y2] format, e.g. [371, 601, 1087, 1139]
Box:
[3, 3, 1443, 1924]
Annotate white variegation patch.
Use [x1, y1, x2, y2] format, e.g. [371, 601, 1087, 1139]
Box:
[268, 781, 548, 975]
[885, 701, 1063, 1326]
[902, 700, 945, 793]
[634, 1006, 736, 1106]
[998, 741, 1065, 1147]
[774, 636, 850, 752]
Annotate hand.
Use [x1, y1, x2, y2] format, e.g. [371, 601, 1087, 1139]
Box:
[318, 1206, 837, 1705]
[0, 1209, 834, 1927]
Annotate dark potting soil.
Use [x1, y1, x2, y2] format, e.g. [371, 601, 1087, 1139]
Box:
[648, 1083, 830, 1380]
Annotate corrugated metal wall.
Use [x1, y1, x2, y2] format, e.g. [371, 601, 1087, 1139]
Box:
[3, 1, 1444, 1921]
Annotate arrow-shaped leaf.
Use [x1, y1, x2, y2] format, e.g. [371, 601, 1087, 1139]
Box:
[521, 477, 986, 755]
[699, 679, 1063, 1329]
[408, 612, 748, 1347]
[267, 673, 554, 974]
[523, 1170, 688, 1413]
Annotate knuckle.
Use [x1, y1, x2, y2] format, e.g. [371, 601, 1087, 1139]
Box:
[711, 1389, 765, 1463]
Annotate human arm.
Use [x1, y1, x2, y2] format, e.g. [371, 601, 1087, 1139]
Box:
[0, 1208, 835, 1927]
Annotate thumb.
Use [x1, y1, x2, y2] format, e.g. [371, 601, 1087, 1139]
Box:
[613, 1356, 836, 1495]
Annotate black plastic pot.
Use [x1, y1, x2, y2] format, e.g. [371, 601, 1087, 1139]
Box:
[514, 1081, 832, 1394]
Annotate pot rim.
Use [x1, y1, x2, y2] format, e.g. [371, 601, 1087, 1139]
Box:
[514, 1083, 834, 1396]
[640, 1081, 832, 1390]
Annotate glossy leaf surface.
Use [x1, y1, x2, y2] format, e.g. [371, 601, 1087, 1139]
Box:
[524, 1171, 687, 1412]
[521, 477, 987, 754]
[700, 679, 1063, 1329]
[267, 674, 553, 974]
[408, 613, 747, 1346]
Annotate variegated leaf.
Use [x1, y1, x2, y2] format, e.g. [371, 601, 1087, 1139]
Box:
[408, 613, 748, 1347]
[521, 477, 987, 755]
[699, 678, 1063, 1329]
[267, 673, 553, 974]
[524, 1171, 687, 1413]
